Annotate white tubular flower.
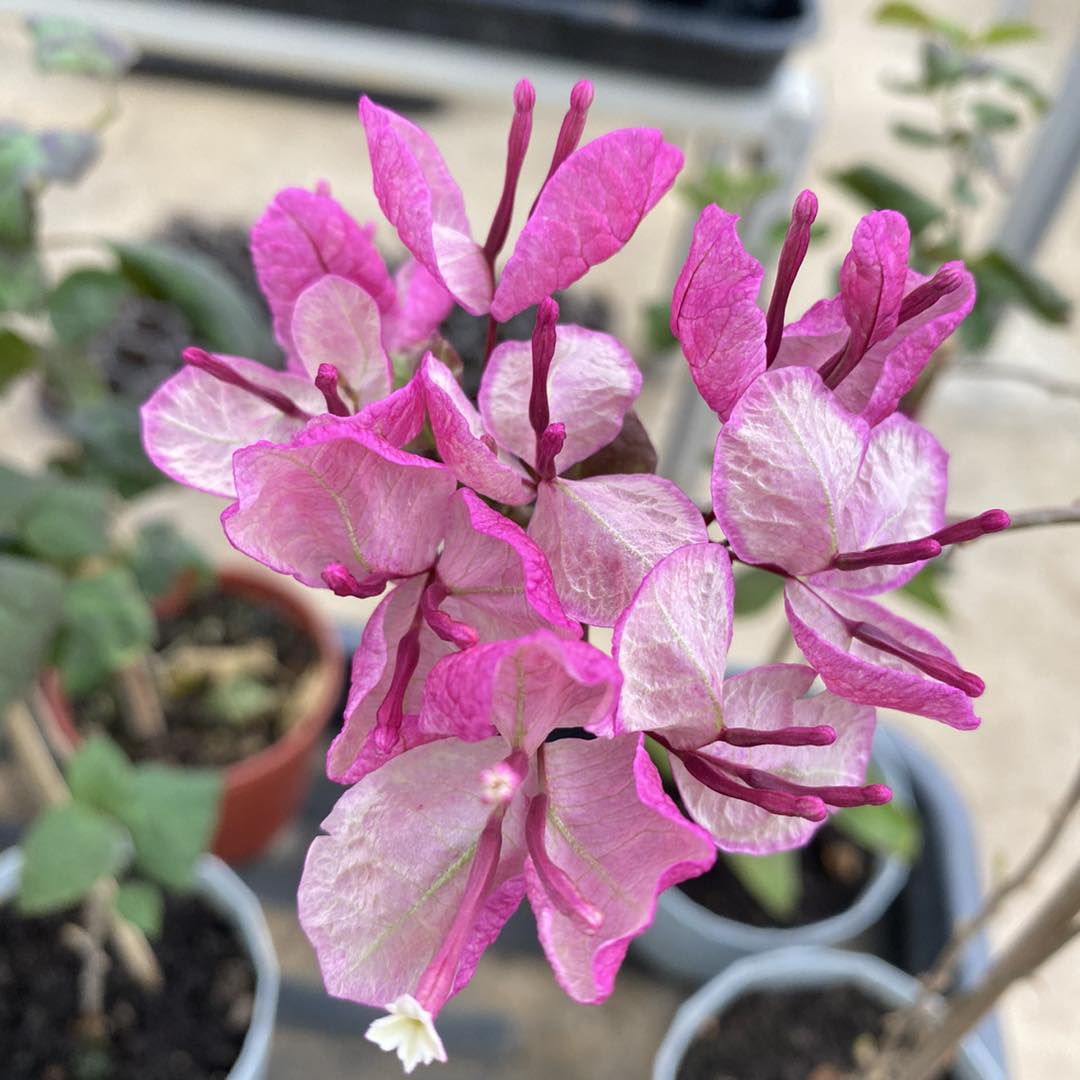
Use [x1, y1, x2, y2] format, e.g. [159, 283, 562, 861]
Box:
[365, 994, 448, 1073]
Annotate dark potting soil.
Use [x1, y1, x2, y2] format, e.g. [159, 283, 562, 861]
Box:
[678, 825, 873, 929]
[0, 893, 254, 1080]
[73, 590, 317, 769]
[676, 984, 959, 1080]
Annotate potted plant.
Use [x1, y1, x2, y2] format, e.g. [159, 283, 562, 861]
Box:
[132, 67, 1072, 1078]
[0, 704, 279, 1079]
[653, 946, 1004, 1080]
[0, 463, 343, 863]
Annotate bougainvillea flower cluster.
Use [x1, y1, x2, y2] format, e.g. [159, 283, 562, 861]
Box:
[141, 78, 1008, 1073]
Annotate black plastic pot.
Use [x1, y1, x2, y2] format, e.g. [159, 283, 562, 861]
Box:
[192, 0, 819, 89]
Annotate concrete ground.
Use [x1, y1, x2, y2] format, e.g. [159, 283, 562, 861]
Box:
[1, 1, 1079, 1076]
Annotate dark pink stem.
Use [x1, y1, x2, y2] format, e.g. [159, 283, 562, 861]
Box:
[413, 802, 508, 1014]
[483, 79, 536, 266]
[764, 190, 818, 367]
[529, 80, 594, 217]
[680, 752, 827, 821]
[720, 725, 837, 748]
[931, 509, 1010, 546]
[897, 266, 964, 323]
[846, 619, 985, 697]
[373, 612, 424, 752]
[183, 347, 310, 419]
[320, 563, 390, 599]
[315, 363, 351, 417]
[831, 538, 941, 572]
[421, 579, 479, 649]
[730, 764, 892, 809]
[525, 794, 604, 932]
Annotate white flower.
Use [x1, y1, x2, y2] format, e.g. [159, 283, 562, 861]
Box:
[365, 994, 447, 1073]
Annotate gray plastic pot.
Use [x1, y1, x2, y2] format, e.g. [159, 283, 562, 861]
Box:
[653, 946, 1006, 1080]
[632, 727, 913, 982]
[0, 849, 280, 1080]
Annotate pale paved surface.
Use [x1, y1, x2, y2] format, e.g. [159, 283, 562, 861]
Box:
[2, 2, 1080, 1076]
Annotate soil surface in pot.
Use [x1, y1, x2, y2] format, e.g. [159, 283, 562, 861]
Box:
[73, 589, 317, 768]
[0, 891, 254, 1080]
[678, 825, 873, 928]
[677, 984, 957, 1080]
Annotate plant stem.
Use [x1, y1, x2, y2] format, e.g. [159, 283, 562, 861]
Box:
[3, 700, 164, 992]
[950, 361, 1080, 402]
[998, 504, 1080, 532]
[62, 881, 114, 1039]
[114, 656, 167, 740]
[886, 860, 1080, 1080]
[922, 759, 1080, 996]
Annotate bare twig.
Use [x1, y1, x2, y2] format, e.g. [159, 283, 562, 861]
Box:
[3, 701, 164, 992]
[870, 758, 1080, 1072]
[1000, 504, 1080, 531]
[951, 361, 1080, 402]
[921, 759, 1080, 996]
[887, 859, 1080, 1080]
[114, 656, 167, 740]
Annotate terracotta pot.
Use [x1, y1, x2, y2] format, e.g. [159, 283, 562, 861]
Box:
[42, 569, 344, 864]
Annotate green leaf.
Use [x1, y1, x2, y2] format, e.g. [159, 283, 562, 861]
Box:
[17, 803, 127, 915]
[875, 3, 970, 47]
[950, 172, 978, 208]
[112, 240, 275, 361]
[680, 167, 778, 217]
[0, 248, 47, 312]
[114, 880, 164, 940]
[642, 300, 677, 355]
[19, 480, 111, 564]
[891, 122, 944, 147]
[27, 16, 138, 78]
[0, 555, 65, 708]
[0, 181, 35, 247]
[979, 21, 1041, 48]
[724, 850, 802, 921]
[66, 735, 135, 819]
[122, 766, 222, 891]
[0, 329, 37, 391]
[831, 165, 945, 236]
[0, 465, 47, 537]
[130, 521, 212, 601]
[973, 250, 1072, 325]
[206, 676, 278, 727]
[899, 562, 949, 615]
[56, 567, 156, 696]
[875, 1, 936, 31]
[48, 269, 132, 345]
[832, 798, 922, 864]
[644, 736, 673, 786]
[990, 66, 1049, 112]
[971, 101, 1019, 132]
[59, 399, 166, 498]
[921, 40, 970, 89]
[733, 567, 785, 616]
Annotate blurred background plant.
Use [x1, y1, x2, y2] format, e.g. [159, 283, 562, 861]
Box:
[833, 1, 1071, 351]
[1, 16, 276, 498]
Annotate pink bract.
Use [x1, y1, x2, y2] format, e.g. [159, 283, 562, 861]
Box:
[479, 324, 642, 471]
[490, 128, 684, 321]
[670, 205, 767, 421]
[139, 354, 323, 498]
[251, 185, 397, 368]
[529, 473, 708, 627]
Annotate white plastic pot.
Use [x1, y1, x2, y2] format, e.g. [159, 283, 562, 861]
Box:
[653, 946, 1006, 1080]
[632, 727, 913, 982]
[0, 849, 280, 1080]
